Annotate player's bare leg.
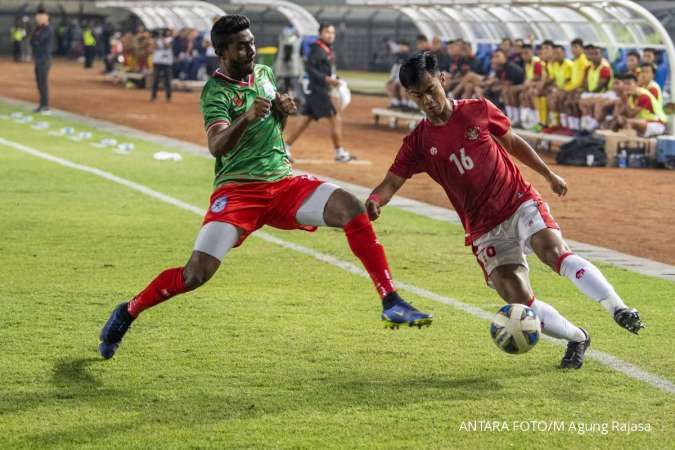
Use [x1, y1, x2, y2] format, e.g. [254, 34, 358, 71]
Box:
[298, 186, 431, 329]
[490, 264, 590, 369]
[530, 228, 645, 334]
[327, 114, 352, 162]
[99, 223, 242, 359]
[284, 115, 313, 161]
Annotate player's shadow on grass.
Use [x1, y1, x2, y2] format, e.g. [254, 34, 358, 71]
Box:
[51, 357, 103, 389]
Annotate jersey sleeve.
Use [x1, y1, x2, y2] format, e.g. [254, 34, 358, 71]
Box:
[389, 131, 425, 179]
[485, 99, 511, 137]
[599, 66, 612, 80]
[200, 83, 232, 132]
[533, 61, 543, 77]
[648, 86, 660, 100]
[636, 94, 654, 112]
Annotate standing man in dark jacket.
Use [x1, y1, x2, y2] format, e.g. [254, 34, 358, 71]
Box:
[30, 7, 53, 113]
[284, 23, 353, 162]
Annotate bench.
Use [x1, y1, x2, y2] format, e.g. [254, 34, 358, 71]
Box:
[512, 128, 574, 152]
[172, 79, 206, 92]
[372, 107, 423, 130]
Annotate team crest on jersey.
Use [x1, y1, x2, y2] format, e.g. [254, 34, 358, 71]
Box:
[262, 80, 276, 99]
[430, 147, 438, 156]
[233, 93, 244, 108]
[211, 195, 228, 213]
[465, 126, 480, 141]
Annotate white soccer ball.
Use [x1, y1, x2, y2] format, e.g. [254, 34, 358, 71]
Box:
[490, 304, 541, 354]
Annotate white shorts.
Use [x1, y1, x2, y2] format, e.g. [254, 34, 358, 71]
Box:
[580, 91, 617, 101]
[472, 200, 559, 285]
[643, 122, 666, 138]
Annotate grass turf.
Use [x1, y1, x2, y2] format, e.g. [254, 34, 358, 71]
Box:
[0, 101, 673, 449]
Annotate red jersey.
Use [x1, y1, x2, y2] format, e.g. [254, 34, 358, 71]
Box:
[390, 98, 539, 245]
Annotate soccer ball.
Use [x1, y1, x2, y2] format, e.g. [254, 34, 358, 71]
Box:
[490, 304, 541, 354]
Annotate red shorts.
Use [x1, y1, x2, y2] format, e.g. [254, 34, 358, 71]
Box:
[203, 175, 325, 246]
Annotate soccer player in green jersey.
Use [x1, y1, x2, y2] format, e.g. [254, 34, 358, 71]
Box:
[99, 15, 432, 359]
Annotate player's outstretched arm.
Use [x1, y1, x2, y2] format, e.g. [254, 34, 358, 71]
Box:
[366, 171, 407, 221]
[207, 97, 271, 157]
[494, 129, 568, 197]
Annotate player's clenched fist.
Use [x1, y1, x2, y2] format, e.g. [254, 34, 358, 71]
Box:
[274, 92, 297, 115]
[366, 199, 381, 221]
[245, 96, 272, 122]
[547, 172, 568, 197]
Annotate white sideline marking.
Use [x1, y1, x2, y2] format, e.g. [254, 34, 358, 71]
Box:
[2, 136, 673, 395]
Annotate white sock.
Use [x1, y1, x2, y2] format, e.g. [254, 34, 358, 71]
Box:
[505, 106, 514, 120]
[560, 114, 568, 128]
[569, 117, 579, 130]
[530, 299, 586, 342]
[519, 108, 528, 125]
[588, 117, 599, 129]
[511, 107, 520, 124]
[559, 254, 628, 315]
[335, 147, 347, 156]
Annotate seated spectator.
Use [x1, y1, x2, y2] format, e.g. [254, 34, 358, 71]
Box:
[386, 40, 415, 110]
[638, 62, 662, 106]
[642, 48, 657, 67]
[578, 45, 614, 130]
[518, 43, 545, 128]
[622, 50, 641, 76]
[479, 48, 524, 121]
[444, 39, 484, 99]
[544, 45, 573, 129]
[415, 34, 430, 53]
[532, 40, 555, 130]
[614, 73, 667, 137]
[561, 38, 590, 131]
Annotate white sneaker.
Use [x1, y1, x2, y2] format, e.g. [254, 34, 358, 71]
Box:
[335, 150, 353, 163]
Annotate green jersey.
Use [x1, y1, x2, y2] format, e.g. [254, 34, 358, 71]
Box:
[200, 64, 292, 186]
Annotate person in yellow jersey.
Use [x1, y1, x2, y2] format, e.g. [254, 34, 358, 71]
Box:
[532, 40, 555, 131]
[11, 18, 27, 62]
[545, 45, 573, 130]
[82, 22, 97, 69]
[638, 63, 662, 107]
[616, 73, 667, 137]
[578, 45, 614, 130]
[518, 44, 545, 129]
[561, 38, 590, 131]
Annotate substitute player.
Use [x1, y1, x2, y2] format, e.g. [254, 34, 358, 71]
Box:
[366, 53, 645, 369]
[98, 16, 432, 359]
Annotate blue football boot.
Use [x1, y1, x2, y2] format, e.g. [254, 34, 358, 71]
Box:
[381, 295, 432, 329]
[99, 302, 135, 359]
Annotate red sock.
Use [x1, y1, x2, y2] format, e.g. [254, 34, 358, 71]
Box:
[127, 267, 189, 317]
[344, 213, 395, 299]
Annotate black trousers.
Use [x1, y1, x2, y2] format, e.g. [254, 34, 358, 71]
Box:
[151, 64, 172, 100]
[34, 60, 51, 108]
[84, 45, 95, 68]
[13, 41, 21, 62]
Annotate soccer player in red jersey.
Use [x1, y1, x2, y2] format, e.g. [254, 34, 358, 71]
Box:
[367, 53, 645, 369]
[98, 16, 431, 359]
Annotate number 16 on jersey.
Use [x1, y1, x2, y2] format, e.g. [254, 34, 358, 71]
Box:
[449, 148, 474, 175]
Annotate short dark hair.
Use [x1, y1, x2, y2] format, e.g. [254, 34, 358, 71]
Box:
[571, 38, 584, 47]
[554, 44, 565, 51]
[640, 62, 656, 72]
[502, 37, 512, 44]
[211, 14, 250, 54]
[36, 5, 47, 14]
[620, 73, 638, 82]
[492, 48, 506, 56]
[522, 44, 533, 50]
[399, 52, 439, 89]
[643, 47, 657, 55]
[583, 44, 595, 50]
[416, 34, 428, 42]
[541, 40, 555, 47]
[399, 39, 410, 47]
[627, 50, 641, 60]
[319, 22, 333, 34]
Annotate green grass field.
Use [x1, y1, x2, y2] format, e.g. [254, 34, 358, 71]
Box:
[1, 100, 673, 449]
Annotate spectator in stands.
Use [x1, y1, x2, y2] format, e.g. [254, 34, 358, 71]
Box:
[273, 27, 304, 101]
[561, 38, 590, 131]
[82, 22, 97, 69]
[638, 63, 662, 106]
[284, 22, 353, 162]
[578, 45, 614, 130]
[444, 39, 484, 99]
[532, 40, 555, 130]
[614, 73, 667, 137]
[642, 48, 657, 67]
[431, 36, 450, 74]
[545, 45, 573, 130]
[30, 7, 53, 113]
[386, 40, 414, 110]
[204, 37, 219, 76]
[150, 28, 174, 102]
[518, 43, 545, 129]
[624, 51, 641, 76]
[480, 48, 524, 122]
[415, 34, 430, 53]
